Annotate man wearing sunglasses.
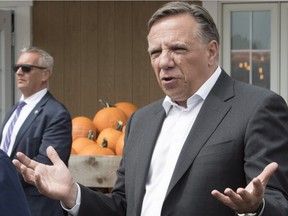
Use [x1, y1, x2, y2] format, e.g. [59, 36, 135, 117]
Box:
[0, 47, 72, 216]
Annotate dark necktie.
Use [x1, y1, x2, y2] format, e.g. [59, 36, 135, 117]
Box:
[2, 101, 26, 153]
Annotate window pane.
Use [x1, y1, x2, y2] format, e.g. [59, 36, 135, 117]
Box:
[252, 52, 270, 88]
[231, 52, 250, 83]
[231, 12, 250, 49]
[252, 11, 271, 49]
[230, 10, 271, 89]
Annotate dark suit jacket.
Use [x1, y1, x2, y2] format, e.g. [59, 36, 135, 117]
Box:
[0, 149, 31, 216]
[0, 91, 72, 216]
[78, 71, 288, 216]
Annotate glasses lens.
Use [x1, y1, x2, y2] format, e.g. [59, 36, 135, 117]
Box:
[13, 65, 32, 73]
[21, 66, 32, 72]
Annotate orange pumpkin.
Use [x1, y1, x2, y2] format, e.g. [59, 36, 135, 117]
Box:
[72, 137, 96, 154]
[78, 142, 115, 156]
[93, 102, 128, 132]
[115, 133, 125, 155]
[114, 102, 138, 118]
[72, 116, 97, 141]
[96, 124, 123, 153]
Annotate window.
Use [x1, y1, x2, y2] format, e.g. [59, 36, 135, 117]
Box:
[222, 3, 279, 93]
[231, 11, 271, 89]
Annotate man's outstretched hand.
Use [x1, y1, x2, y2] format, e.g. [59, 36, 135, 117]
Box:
[211, 162, 278, 214]
[13, 146, 78, 209]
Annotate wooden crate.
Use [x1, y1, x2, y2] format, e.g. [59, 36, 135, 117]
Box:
[68, 155, 122, 188]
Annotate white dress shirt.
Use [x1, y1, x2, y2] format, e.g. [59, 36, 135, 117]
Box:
[140, 66, 221, 216]
[0, 88, 47, 156]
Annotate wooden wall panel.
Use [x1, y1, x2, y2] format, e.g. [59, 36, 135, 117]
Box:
[80, 2, 99, 119]
[46, 2, 65, 102]
[97, 2, 115, 106]
[32, 1, 49, 48]
[63, 2, 82, 116]
[32, 1, 198, 119]
[114, 2, 133, 103]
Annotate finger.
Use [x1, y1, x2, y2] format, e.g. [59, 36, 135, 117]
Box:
[250, 178, 264, 197]
[211, 189, 236, 209]
[22, 166, 36, 184]
[16, 151, 38, 170]
[46, 146, 65, 166]
[223, 188, 243, 206]
[12, 159, 22, 172]
[236, 187, 254, 203]
[257, 162, 278, 186]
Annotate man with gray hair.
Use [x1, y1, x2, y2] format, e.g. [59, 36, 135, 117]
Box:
[0, 47, 72, 216]
[13, 3, 288, 216]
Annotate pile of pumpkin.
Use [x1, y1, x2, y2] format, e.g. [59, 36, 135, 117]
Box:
[71, 99, 138, 156]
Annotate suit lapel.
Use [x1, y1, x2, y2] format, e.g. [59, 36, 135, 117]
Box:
[166, 71, 235, 196]
[11, 92, 51, 155]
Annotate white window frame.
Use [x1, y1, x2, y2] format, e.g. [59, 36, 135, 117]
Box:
[223, 3, 279, 93]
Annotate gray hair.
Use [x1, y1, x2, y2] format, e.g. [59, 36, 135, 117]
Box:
[148, 2, 220, 46]
[20, 46, 54, 70]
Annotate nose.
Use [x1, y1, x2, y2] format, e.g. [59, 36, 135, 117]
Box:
[158, 51, 174, 70]
[15, 67, 24, 75]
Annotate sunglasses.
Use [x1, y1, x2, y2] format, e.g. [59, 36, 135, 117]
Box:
[13, 64, 47, 73]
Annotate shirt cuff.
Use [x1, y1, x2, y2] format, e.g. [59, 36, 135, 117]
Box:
[237, 199, 265, 216]
[60, 183, 81, 216]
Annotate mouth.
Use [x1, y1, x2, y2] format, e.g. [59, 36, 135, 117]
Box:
[17, 79, 26, 83]
[160, 76, 179, 88]
[162, 76, 174, 82]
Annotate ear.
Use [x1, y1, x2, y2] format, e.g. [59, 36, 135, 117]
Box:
[207, 40, 218, 67]
[41, 69, 52, 82]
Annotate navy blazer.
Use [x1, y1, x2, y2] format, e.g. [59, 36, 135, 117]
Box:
[0, 91, 72, 216]
[77, 71, 288, 216]
[0, 149, 31, 216]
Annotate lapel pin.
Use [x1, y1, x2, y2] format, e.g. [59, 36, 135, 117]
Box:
[34, 110, 39, 115]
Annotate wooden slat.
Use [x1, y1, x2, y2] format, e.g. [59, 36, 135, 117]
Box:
[80, 1, 99, 119]
[68, 155, 122, 188]
[46, 2, 65, 103]
[32, 1, 49, 49]
[97, 2, 115, 105]
[115, 2, 133, 103]
[132, 2, 152, 108]
[63, 1, 82, 117]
